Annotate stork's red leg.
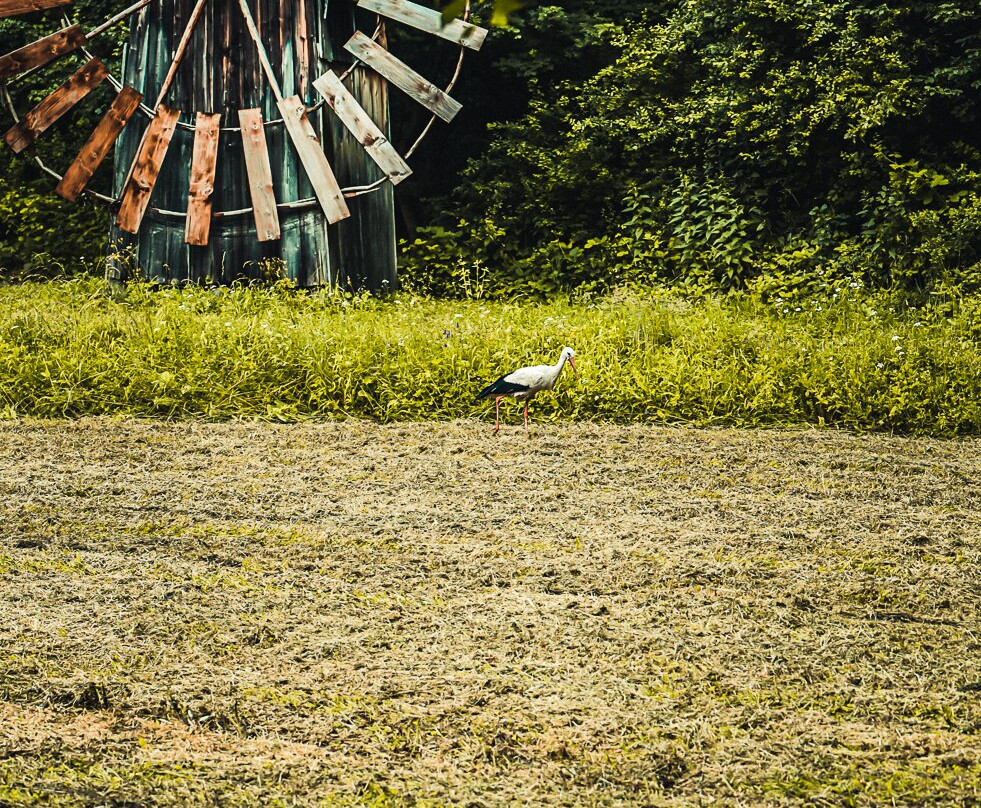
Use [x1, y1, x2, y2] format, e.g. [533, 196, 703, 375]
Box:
[494, 396, 503, 435]
[523, 401, 530, 436]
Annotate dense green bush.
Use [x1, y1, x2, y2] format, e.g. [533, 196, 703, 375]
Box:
[0, 0, 126, 275]
[0, 277, 978, 435]
[4, 0, 980, 294]
[404, 0, 981, 295]
[0, 166, 109, 276]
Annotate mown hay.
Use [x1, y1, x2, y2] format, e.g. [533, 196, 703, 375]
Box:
[0, 419, 979, 807]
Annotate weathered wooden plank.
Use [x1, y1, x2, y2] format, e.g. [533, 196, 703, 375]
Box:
[115, 104, 180, 234]
[87, 0, 157, 40]
[237, 108, 281, 242]
[4, 58, 108, 153]
[0, 25, 86, 82]
[328, 55, 397, 290]
[313, 69, 410, 186]
[235, 0, 283, 102]
[56, 85, 142, 202]
[185, 112, 221, 246]
[277, 95, 350, 225]
[343, 31, 461, 123]
[356, 0, 486, 50]
[0, 0, 71, 18]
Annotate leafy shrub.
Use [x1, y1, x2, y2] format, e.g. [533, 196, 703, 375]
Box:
[0, 167, 108, 277]
[411, 0, 981, 296]
[0, 277, 979, 435]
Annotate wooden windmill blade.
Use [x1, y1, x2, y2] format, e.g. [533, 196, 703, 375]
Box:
[238, 108, 281, 242]
[0, 25, 87, 82]
[56, 85, 143, 202]
[313, 69, 411, 186]
[115, 104, 180, 234]
[0, 0, 486, 288]
[0, 0, 71, 17]
[4, 58, 108, 153]
[231, 0, 349, 226]
[185, 112, 221, 245]
[278, 96, 350, 225]
[344, 30, 462, 123]
[356, 0, 487, 51]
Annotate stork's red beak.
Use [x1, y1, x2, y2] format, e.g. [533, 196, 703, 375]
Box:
[568, 356, 578, 378]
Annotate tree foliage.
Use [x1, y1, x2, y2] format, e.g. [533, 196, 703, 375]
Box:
[2, 0, 979, 293]
[0, 0, 125, 274]
[405, 0, 981, 295]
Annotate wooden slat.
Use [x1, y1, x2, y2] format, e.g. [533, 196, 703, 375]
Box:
[184, 112, 221, 245]
[0, 25, 86, 82]
[343, 31, 461, 123]
[56, 85, 142, 202]
[4, 58, 108, 154]
[0, 0, 71, 18]
[356, 0, 487, 51]
[277, 95, 350, 225]
[313, 70, 411, 186]
[115, 104, 180, 234]
[238, 108, 281, 242]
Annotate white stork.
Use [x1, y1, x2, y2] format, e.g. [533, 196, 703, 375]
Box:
[475, 346, 578, 435]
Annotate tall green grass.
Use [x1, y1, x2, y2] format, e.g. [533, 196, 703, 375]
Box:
[0, 277, 978, 435]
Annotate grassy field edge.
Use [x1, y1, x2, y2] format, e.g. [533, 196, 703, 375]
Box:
[0, 278, 979, 435]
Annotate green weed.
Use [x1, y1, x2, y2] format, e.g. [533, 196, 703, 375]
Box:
[0, 278, 978, 434]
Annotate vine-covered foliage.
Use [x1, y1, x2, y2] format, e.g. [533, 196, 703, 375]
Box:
[0, 0, 125, 274]
[2, 0, 979, 293]
[403, 0, 981, 296]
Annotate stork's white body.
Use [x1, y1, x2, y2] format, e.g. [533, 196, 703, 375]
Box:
[475, 347, 578, 435]
[500, 364, 563, 399]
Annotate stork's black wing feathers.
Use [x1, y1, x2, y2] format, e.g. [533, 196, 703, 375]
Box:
[475, 375, 530, 401]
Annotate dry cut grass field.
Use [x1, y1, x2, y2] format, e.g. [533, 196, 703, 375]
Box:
[0, 418, 978, 807]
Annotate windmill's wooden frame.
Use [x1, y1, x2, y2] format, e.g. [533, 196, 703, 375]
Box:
[0, 0, 486, 288]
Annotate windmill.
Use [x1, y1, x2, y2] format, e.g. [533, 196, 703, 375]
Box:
[0, 0, 486, 288]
